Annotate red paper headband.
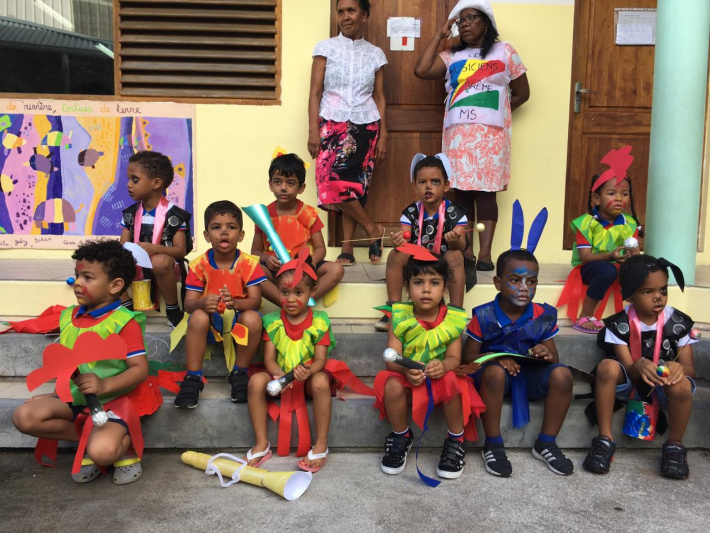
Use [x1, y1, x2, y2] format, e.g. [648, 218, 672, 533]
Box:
[591, 145, 634, 191]
[276, 247, 318, 286]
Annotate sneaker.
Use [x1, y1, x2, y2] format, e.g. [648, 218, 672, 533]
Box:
[166, 307, 184, 328]
[532, 439, 574, 475]
[174, 374, 204, 408]
[481, 442, 513, 477]
[660, 440, 689, 479]
[436, 437, 466, 479]
[583, 436, 616, 474]
[374, 315, 389, 332]
[381, 431, 414, 475]
[228, 369, 249, 403]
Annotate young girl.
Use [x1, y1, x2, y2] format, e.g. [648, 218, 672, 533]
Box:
[563, 146, 642, 333]
[373, 249, 485, 480]
[584, 254, 696, 479]
[246, 248, 360, 473]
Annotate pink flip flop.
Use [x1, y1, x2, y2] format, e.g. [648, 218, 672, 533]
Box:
[246, 443, 272, 467]
[297, 447, 329, 473]
[573, 317, 603, 334]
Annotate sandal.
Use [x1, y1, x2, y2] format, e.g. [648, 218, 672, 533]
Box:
[335, 252, 356, 266]
[573, 316, 603, 334]
[476, 260, 494, 272]
[113, 456, 142, 485]
[72, 456, 100, 484]
[245, 443, 272, 468]
[297, 447, 329, 473]
[368, 239, 383, 265]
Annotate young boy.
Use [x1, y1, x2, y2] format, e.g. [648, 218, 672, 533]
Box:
[584, 254, 696, 479]
[251, 153, 344, 306]
[459, 249, 574, 477]
[13, 240, 149, 485]
[120, 150, 193, 327]
[175, 201, 265, 408]
[375, 154, 468, 331]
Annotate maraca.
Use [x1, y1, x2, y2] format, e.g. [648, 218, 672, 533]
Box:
[656, 365, 670, 378]
[403, 230, 411, 241]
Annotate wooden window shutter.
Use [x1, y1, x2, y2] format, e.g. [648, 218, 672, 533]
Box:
[116, 0, 279, 101]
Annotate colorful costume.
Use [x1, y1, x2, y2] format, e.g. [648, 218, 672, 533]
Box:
[374, 303, 485, 441]
[557, 208, 639, 321]
[400, 199, 468, 254]
[121, 199, 193, 253]
[255, 200, 324, 258]
[261, 309, 373, 456]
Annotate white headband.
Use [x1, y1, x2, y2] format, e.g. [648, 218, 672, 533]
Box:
[448, 0, 497, 32]
[410, 153, 454, 183]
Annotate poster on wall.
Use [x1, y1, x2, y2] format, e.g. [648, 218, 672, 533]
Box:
[0, 99, 195, 249]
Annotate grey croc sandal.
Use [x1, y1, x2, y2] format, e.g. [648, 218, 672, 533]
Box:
[113, 456, 142, 485]
[72, 457, 100, 484]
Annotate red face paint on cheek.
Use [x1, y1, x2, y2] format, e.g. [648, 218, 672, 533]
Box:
[280, 297, 289, 307]
[81, 286, 92, 299]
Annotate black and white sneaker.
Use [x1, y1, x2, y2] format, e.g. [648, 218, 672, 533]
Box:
[228, 369, 249, 403]
[174, 374, 203, 409]
[583, 436, 616, 474]
[482, 442, 512, 477]
[436, 438, 466, 479]
[532, 439, 574, 475]
[374, 315, 389, 332]
[660, 440, 689, 479]
[381, 431, 414, 475]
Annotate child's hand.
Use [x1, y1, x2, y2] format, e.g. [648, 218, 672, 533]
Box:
[203, 293, 221, 314]
[497, 357, 520, 376]
[406, 368, 426, 386]
[425, 359, 446, 380]
[635, 359, 665, 387]
[529, 344, 553, 362]
[443, 230, 463, 246]
[454, 362, 481, 376]
[219, 285, 234, 310]
[389, 230, 405, 247]
[293, 364, 311, 382]
[665, 361, 686, 386]
[73, 373, 105, 397]
[265, 255, 282, 272]
[611, 246, 626, 262]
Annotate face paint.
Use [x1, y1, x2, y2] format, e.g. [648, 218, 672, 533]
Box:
[81, 286, 93, 299]
[504, 266, 537, 307]
[76, 261, 84, 272]
[280, 296, 289, 307]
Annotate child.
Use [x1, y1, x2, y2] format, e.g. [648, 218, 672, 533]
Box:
[583, 254, 696, 479]
[565, 146, 642, 333]
[13, 240, 148, 485]
[375, 153, 467, 332]
[120, 150, 193, 327]
[460, 249, 574, 477]
[245, 249, 334, 472]
[374, 249, 484, 479]
[175, 201, 265, 408]
[251, 153, 344, 306]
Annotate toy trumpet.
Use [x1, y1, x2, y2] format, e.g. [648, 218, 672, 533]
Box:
[267, 370, 295, 396]
[244, 204, 315, 307]
[181, 451, 312, 501]
[383, 348, 425, 371]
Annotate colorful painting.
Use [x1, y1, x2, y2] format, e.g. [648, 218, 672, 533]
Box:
[0, 99, 195, 249]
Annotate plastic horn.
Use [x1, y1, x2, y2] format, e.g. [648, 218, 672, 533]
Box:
[383, 348, 425, 371]
[181, 451, 312, 501]
[85, 393, 108, 426]
[267, 370, 295, 396]
[244, 204, 316, 307]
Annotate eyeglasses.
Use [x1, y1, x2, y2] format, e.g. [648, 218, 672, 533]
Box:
[456, 14, 483, 27]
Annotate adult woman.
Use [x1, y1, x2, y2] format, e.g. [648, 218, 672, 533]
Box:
[308, 0, 387, 265]
[414, 0, 529, 271]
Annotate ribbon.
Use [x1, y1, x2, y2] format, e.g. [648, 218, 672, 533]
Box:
[417, 200, 446, 254]
[205, 453, 247, 488]
[556, 264, 622, 321]
[276, 246, 317, 286]
[133, 196, 170, 245]
[414, 378, 440, 487]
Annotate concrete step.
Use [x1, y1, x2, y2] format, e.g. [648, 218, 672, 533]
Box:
[2, 380, 709, 450]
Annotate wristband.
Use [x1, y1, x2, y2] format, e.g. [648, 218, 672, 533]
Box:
[434, 34, 442, 41]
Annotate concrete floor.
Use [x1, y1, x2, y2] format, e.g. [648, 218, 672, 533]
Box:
[2, 449, 709, 533]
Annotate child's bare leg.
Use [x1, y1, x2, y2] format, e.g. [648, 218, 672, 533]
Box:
[385, 249, 407, 302]
[384, 378, 410, 432]
[85, 424, 131, 467]
[304, 372, 332, 467]
[540, 367, 573, 436]
[443, 250, 465, 307]
[595, 359, 626, 439]
[235, 310, 262, 368]
[151, 253, 178, 306]
[665, 378, 693, 441]
[442, 394, 464, 435]
[185, 309, 210, 371]
[478, 364, 506, 438]
[246, 372, 271, 464]
[313, 262, 344, 301]
[13, 397, 78, 442]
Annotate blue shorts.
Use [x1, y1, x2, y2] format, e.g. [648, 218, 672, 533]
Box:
[68, 402, 129, 431]
[471, 360, 569, 401]
[607, 359, 696, 408]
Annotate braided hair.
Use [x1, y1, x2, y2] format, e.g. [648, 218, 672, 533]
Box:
[587, 174, 645, 237]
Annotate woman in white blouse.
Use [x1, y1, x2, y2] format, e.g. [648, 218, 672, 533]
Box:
[308, 0, 387, 265]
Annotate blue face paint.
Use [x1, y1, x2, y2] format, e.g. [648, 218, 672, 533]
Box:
[504, 265, 538, 307]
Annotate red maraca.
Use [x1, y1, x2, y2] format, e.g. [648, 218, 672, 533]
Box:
[403, 230, 411, 241]
[217, 300, 226, 314]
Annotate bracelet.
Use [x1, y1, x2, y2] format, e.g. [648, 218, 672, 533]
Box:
[434, 34, 442, 41]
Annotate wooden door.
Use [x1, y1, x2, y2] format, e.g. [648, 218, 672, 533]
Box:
[563, 0, 656, 248]
[328, 0, 456, 245]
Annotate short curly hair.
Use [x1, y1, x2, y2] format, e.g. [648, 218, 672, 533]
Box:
[129, 150, 174, 189]
[72, 239, 136, 294]
[204, 200, 243, 229]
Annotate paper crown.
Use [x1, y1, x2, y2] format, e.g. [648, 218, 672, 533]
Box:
[410, 153, 454, 182]
[272, 146, 310, 169]
[510, 200, 548, 254]
[276, 247, 317, 286]
[591, 145, 634, 191]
